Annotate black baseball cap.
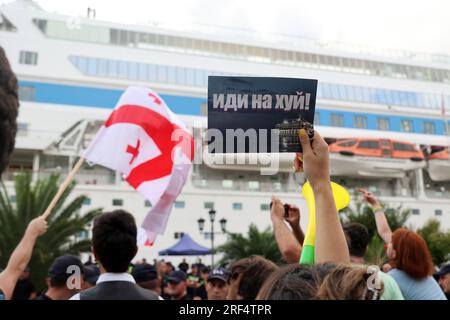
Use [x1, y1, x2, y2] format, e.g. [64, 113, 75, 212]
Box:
[48, 255, 84, 282]
[84, 265, 100, 285]
[167, 270, 187, 283]
[132, 263, 158, 283]
[208, 268, 229, 283]
[435, 264, 450, 277]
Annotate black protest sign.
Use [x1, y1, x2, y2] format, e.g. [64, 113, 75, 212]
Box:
[207, 76, 317, 153]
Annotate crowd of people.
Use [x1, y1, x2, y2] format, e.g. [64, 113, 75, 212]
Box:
[0, 47, 449, 301]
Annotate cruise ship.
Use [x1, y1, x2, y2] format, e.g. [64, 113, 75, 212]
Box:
[1, 0, 450, 264]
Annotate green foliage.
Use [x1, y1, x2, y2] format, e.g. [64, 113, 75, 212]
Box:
[340, 192, 411, 239]
[364, 234, 387, 266]
[216, 224, 282, 266]
[417, 219, 450, 266]
[0, 172, 101, 291]
[341, 193, 450, 266]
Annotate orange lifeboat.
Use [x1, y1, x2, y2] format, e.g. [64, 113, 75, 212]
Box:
[328, 138, 425, 177]
[427, 147, 450, 181]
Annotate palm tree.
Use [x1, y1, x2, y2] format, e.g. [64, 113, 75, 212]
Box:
[216, 224, 283, 266]
[0, 172, 101, 291]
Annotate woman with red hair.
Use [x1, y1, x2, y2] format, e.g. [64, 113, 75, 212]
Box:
[359, 189, 447, 300]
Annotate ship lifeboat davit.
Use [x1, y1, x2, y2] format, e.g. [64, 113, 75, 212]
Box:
[328, 138, 425, 178]
[427, 148, 450, 181]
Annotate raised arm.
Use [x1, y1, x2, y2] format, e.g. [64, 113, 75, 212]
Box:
[0, 216, 47, 300]
[270, 197, 302, 263]
[297, 129, 350, 264]
[285, 205, 305, 245]
[357, 188, 392, 243]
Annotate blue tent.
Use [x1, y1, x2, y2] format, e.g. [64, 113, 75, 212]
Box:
[158, 234, 211, 256]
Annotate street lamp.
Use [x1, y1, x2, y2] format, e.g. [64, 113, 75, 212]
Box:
[197, 209, 227, 269]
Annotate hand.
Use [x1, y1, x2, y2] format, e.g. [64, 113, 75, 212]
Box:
[270, 196, 285, 223]
[26, 216, 48, 238]
[296, 129, 330, 191]
[285, 205, 300, 227]
[356, 188, 381, 208]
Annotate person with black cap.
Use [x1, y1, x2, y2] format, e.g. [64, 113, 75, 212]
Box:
[35, 255, 85, 300]
[435, 264, 450, 299]
[205, 268, 229, 300]
[166, 270, 191, 300]
[131, 263, 162, 296]
[82, 265, 100, 289]
[70, 210, 159, 300]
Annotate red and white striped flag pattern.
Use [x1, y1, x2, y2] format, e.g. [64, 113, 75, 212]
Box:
[84, 86, 194, 245]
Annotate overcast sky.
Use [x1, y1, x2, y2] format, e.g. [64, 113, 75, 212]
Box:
[2, 0, 450, 55]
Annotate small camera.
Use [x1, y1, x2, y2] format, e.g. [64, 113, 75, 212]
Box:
[269, 202, 291, 219]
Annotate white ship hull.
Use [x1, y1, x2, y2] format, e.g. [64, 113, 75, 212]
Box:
[329, 153, 426, 178]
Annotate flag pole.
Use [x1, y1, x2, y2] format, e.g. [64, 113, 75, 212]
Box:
[41, 157, 85, 220]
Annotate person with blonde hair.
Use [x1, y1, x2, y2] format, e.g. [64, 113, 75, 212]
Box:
[316, 264, 384, 300]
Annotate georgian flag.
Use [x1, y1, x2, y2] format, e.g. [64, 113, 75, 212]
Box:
[84, 87, 194, 245]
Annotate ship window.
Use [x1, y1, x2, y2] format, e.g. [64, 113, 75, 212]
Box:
[435, 209, 442, 216]
[83, 198, 91, 205]
[330, 113, 344, 127]
[354, 115, 367, 129]
[393, 143, 415, 151]
[144, 200, 152, 207]
[174, 232, 185, 239]
[358, 141, 379, 149]
[400, 120, 413, 133]
[337, 140, 356, 147]
[16, 122, 28, 137]
[423, 121, 436, 135]
[248, 181, 260, 190]
[377, 118, 390, 131]
[233, 203, 242, 210]
[412, 209, 420, 215]
[204, 202, 214, 209]
[174, 201, 185, 208]
[380, 140, 390, 147]
[222, 180, 233, 188]
[19, 51, 38, 65]
[110, 29, 119, 44]
[260, 204, 270, 211]
[112, 199, 123, 206]
[18, 86, 36, 101]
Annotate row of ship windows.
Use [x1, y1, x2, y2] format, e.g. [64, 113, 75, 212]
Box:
[30, 18, 450, 83]
[412, 209, 444, 216]
[69, 55, 449, 110]
[17, 51, 450, 110]
[16, 85, 450, 135]
[80, 198, 252, 211]
[314, 113, 446, 135]
[11, 195, 444, 216]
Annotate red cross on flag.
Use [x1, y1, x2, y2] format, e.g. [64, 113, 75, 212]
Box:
[84, 87, 194, 245]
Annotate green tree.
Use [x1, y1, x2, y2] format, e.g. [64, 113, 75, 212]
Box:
[216, 224, 283, 266]
[417, 219, 450, 266]
[0, 172, 101, 291]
